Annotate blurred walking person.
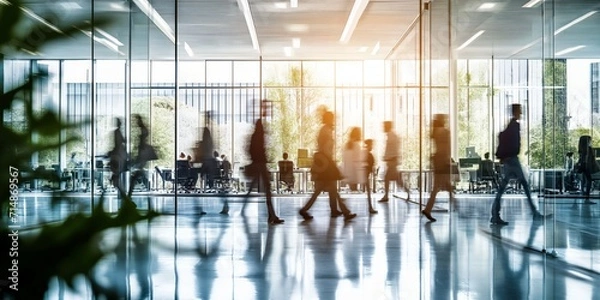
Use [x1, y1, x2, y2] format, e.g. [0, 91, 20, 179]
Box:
[379, 121, 411, 202]
[364, 139, 378, 214]
[422, 114, 455, 222]
[246, 101, 284, 224]
[492, 104, 552, 225]
[299, 109, 357, 221]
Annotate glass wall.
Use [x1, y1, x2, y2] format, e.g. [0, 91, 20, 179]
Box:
[2, 0, 599, 296]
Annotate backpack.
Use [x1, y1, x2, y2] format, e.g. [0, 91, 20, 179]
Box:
[495, 130, 509, 159]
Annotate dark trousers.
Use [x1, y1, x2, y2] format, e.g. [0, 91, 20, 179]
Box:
[492, 156, 537, 218]
[300, 180, 350, 214]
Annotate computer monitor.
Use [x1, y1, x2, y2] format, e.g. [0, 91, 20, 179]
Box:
[297, 148, 308, 158]
[466, 146, 478, 158]
[296, 148, 312, 168]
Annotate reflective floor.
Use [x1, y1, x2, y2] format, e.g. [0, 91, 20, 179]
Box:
[17, 192, 600, 299]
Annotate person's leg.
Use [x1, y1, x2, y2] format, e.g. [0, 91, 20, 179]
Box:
[328, 182, 356, 220]
[366, 172, 377, 213]
[380, 162, 393, 201]
[438, 173, 457, 211]
[491, 161, 511, 223]
[381, 179, 390, 200]
[300, 181, 323, 213]
[324, 180, 342, 214]
[581, 171, 596, 204]
[396, 172, 411, 199]
[422, 174, 439, 222]
[261, 167, 283, 223]
[333, 190, 349, 214]
[220, 198, 229, 214]
[514, 161, 538, 214]
[262, 170, 274, 215]
[583, 171, 592, 196]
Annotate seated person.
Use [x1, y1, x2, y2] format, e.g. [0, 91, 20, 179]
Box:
[221, 155, 232, 179]
[278, 152, 295, 192]
[479, 152, 498, 188]
[176, 152, 197, 189]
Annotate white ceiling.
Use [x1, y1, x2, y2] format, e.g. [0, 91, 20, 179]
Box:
[7, 0, 600, 60]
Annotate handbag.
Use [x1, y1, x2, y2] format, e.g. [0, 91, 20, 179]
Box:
[311, 152, 342, 181]
[140, 144, 158, 161]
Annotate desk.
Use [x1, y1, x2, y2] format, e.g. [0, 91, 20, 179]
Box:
[529, 168, 565, 193]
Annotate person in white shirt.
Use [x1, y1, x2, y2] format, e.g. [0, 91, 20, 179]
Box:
[342, 127, 365, 192]
[379, 121, 411, 202]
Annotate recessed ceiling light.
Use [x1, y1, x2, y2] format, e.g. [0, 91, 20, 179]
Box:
[274, 2, 287, 9]
[478, 3, 496, 10]
[358, 46, 368, 52]
[290, 0, 298, 8]
[286, 24, 309, 32]
[284, 47, 293, 57]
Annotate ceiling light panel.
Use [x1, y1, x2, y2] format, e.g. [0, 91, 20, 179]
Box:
[340, 0, 370, 43]
[554, 11, 597, 35]
[457, 30, 485, 51]
[522, 0, 542, 8]
[478, 3, 496, 10]
[555, 45, 585, 56]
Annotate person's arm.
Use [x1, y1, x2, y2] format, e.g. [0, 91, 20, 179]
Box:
[505, 120, 521, 157]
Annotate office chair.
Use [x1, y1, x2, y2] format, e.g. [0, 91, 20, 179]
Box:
[474, 160, 498, 193]
[176, 160, 197, 192]
[214, 160, 233, 193]
[278, 160, 295, 193]
[155, 166, 174, 192]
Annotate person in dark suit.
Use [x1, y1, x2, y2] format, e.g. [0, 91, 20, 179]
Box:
[247, 103, 284, 224]
[109, 118, 127, 192]
[131, 114, 157, 192]
[364, 139, 378, 214]
[491, 104, 551, 225]
[577, 135, 598, 203]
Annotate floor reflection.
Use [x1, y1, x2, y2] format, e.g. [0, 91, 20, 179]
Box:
[17, 193, 599, 299]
